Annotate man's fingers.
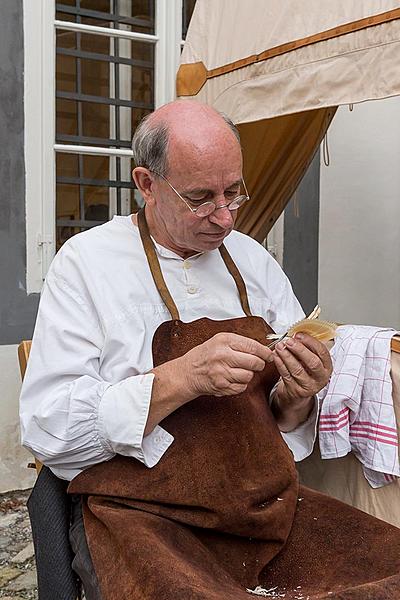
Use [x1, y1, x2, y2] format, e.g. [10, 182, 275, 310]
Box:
[275, 342, 308, 383]
[273, 352, 299, 386]
[225, 350, 266, 372]
[223, 333, 274, 362]
[213, 368, 255, 396]
[228, 368, 255, 384]
[293, 333, 332, 370]
[281, 338, 323, 375]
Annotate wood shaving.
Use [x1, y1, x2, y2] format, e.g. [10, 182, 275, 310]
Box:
[246, 586, 286, 597]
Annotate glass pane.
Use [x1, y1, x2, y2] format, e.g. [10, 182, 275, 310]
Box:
[56, 183, 80, 226]
[56, 0, 155, 35]
[132, 65, 153, 104]
[130, 39, 154, 63]
[55, 1, 155, 247]
[57, 155, 131, 189]
[119, 106, 132, 141]
[55, 11, 76, 24]
[115, 157, 135, 189]
[119, 107, 153, 143]
[80, 0, 112, 8]
[56, 153, 137, 246]
[57, 29, 76, 50]
[56, 54, 76, 93]
[56, 31, 154, 146]
[81, 57, 110, 97]
[57, 153, 133, 184]
[56, 98, 78, 136]
[84, 186, 110, 220]
[81, 102, 110, 139]
[56, 153, 79, 178]
[57, 32, 154, 59]
[131, 107, 151, 132]
[82, 155, 110, 180]
[80, 32, 110, 54]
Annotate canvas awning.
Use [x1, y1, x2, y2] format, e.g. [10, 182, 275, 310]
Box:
[177, 1, 400, 240]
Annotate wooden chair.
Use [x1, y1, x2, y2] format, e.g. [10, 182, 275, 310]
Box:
[18, 341, 42, 474]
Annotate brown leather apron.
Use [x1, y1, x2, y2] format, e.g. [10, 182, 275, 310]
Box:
[69, 210, 400, 600]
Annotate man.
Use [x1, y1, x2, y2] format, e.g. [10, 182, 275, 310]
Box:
[21, 100, 328, 467]
[20, 102, 400, 600]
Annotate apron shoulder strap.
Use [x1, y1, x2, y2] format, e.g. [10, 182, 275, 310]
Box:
[137, 208, 252, 319]
[218, 245, 252, 317]
[137, 209, 180, 321]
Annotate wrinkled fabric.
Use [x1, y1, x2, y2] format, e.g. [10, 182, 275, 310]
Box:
[319, 325, 400, 487]
[20, 215, 308, 480]
[70, 316, 400, 600]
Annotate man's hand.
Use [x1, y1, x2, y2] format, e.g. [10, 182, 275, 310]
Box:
[270, 332, 332, 432]
[183, 332, 274, 398]
[146, 333, 274, 435]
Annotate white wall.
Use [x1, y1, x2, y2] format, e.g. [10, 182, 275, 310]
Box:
[319, 97, 400, 328]
[0, 345, 36, 492]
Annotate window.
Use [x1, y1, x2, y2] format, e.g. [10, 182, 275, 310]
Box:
[24, 0, 197, 292]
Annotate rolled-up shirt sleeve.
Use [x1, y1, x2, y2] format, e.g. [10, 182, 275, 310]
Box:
[98, 374, 173, 468]
[20, 269, 173, 481]
[279, 396, 319, 462]
[268, 385, 319, 462]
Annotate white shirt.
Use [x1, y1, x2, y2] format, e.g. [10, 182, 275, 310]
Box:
[20, 215, 317, 480]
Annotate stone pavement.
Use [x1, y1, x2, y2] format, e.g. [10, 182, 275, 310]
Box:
[0, 489, 37, 599]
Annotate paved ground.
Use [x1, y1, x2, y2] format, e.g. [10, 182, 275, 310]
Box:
[0, 490, 37, 599]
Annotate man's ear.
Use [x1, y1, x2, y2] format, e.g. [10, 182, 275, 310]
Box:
[132, 167, 155, 205]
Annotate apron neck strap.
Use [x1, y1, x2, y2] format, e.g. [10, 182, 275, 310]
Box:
[138, 208, 180, 321]
[137, 208, 252, 320]
[218, 245, 252, 317]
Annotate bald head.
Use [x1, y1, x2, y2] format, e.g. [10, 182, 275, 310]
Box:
[131, 101, 244, 256]
[131, 100, 241, 177]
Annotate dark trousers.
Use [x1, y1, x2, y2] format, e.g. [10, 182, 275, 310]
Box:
[69, 495, 103, 600]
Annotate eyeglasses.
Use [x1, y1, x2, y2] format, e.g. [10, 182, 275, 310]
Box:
[150, 170, 250, 218]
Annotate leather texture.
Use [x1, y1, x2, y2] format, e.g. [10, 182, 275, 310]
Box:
[69, 315, 400, 599]
[69, 209, 400, 599]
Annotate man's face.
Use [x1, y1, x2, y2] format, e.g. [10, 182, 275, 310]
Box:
[146, 128, 243, 257]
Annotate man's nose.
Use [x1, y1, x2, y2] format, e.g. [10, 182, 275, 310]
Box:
[208, 204, 235, 229]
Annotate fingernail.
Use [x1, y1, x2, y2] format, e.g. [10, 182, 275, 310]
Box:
[276, 342, 286, 351]
[294, 333, 303, 341]
[285, 338, 294, 346]
[267, 354, 275, 363]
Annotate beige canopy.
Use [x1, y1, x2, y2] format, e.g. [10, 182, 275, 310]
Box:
[177, 1, 400, 240]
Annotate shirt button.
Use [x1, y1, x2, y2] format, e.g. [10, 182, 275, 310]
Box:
[183, 260, 191, 269]
[154, 436, 161, 444]
[187, 285, 197, 294]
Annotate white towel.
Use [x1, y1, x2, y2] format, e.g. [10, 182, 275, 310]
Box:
[318, 325, 400, 488]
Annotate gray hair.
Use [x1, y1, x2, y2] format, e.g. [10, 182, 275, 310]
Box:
[131, 110, 240, 177]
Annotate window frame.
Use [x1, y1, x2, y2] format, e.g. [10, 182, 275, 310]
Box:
[24, 0, 183, 293]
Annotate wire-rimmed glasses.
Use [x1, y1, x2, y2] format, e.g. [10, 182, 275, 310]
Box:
[150, 170, 250, 218]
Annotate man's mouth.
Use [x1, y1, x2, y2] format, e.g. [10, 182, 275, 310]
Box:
[201, 230, 227, 237]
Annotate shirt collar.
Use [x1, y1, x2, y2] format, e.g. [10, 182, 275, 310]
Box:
[122, 214, 206, 261]
[150, 236, 204, 261]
